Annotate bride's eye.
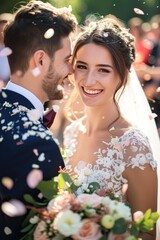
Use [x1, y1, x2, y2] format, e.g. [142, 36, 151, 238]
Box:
[99, 68, 110, 73]
[76, 64, 87, 70]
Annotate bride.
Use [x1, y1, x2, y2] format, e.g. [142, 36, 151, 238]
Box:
[61, 17, 160, 239]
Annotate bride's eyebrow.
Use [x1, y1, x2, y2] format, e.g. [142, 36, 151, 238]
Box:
[96, 64, 113, 69]
[76, 60, 87, 65]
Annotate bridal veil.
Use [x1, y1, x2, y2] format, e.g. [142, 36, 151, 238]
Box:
[117, 67, 160, 238]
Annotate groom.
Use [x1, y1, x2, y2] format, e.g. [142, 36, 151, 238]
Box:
[0, 1, 77, 239]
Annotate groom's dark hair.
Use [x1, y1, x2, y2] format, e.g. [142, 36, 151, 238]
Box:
[3, 0, 77, 74]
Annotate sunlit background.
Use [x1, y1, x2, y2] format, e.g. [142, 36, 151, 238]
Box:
[0, 0, 159, 25]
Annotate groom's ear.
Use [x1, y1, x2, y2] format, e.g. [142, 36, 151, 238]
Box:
[32, 50, 51, 71]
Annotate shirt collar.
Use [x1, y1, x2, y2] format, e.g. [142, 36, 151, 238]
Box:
[5, 81, 44, 118]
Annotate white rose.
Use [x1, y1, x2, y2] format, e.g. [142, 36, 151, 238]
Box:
[53, 210, 82, 237]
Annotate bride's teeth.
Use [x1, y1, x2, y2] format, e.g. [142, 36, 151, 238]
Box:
[84, 88, 101, 94]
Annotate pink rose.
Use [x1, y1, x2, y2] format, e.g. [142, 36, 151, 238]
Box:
[47, 193, 76, 214]
[108, 232, 130, 240]
[73, 219, 102, 240]
[77, 193, 102, 207]
[33, 221, 48, 240]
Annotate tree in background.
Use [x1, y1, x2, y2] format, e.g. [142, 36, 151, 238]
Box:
[0, 0, 159, 25]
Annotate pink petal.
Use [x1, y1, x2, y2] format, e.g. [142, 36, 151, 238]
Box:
[31, 67, 41, 77]
[0, 47, 12, 57]
[134, 8, 144, 15]
[149, 113, 157, 120]
[125, 140, 130, 146]
[33, 148, 39, 156]
[156, 87, 160, 93]
[114, 144, 122, 151]
[15, 70, 23, 77]
[27, 169, 43, 188]
[1, 199, 26, 217]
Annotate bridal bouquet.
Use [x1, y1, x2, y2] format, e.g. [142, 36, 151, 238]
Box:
[20, 171, 159, 240]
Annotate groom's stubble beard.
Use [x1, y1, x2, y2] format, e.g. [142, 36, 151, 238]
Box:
[42, 62, 63, 101]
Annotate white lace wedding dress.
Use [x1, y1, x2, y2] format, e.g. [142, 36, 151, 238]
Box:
[63, 118, 157, 200]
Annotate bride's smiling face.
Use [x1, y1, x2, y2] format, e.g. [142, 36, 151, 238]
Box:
[73, 43, 121, 107]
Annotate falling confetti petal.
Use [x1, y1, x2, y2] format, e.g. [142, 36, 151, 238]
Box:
[33, 148, 39, 156]
[1, 200, 26, 217]
[2, 177, 14, 189]
[0, 136, 3, 142]
[15, 70, 23, 77]
[32, 164, 39, 168]
[4, 227, 12, 235]
[134, 8, 144, 15]
[31, 67, 41, 77]
[44, 28, 54, 39]
[27, 109, 41, 121]
[156, 87, 160, 93]
[2, 91, 7, 98]
[0, 47, 12, 57]
[57, 84, 64, 91]
[109, 127, 115, 131]
[52, 105, 60, 112]
[68, 5, 72, 12]
[13, 134, 19, 140]
[149, 113, 157, 120]
[38, 153, 45, 161]
[27, 169, 43, 188]
[103, 32, 109, 37]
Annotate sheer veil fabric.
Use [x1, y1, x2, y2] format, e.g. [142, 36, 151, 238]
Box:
[117, 68, 160, 238]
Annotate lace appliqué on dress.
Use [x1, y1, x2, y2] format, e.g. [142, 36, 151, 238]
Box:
[63, 120, 157, 199]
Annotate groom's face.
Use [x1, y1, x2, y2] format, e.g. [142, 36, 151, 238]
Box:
[42, 36, 73, 101]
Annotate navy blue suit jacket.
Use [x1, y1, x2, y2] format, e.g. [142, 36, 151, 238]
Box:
[0, 89, 64, 239]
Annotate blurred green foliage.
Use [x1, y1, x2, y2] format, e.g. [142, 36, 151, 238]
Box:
[0, 0, 159, 25]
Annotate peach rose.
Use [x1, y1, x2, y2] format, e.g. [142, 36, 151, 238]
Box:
[77, 193, 102, 207]
[47, 192, 74, 214]
[73, 219, 102, 240]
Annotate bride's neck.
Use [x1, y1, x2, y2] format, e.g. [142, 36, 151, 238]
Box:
[84, 104, 120, 135]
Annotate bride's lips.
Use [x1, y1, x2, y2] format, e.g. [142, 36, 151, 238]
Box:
[82, 86, 103, 96]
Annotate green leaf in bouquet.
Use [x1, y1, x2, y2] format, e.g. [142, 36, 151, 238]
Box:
[140, 219, 154, 232]
[20, 224, 36, 240]
[143, 209, 151, 220]
[21, 222, 35, 233]
[23, 194, 47, 207]
[58, 172, 78, 192]
[150, 212, 160, 222]
[129, 224, 139, 237]
[21, 210, 35, 228]
[112, 218, 127, 234]
[37, 179, 58, 200]
[144, 209, 152, 219]
[84, 182, 101, 194]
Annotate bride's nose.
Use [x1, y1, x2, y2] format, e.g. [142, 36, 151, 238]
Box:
[83, 71, 96, 86]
